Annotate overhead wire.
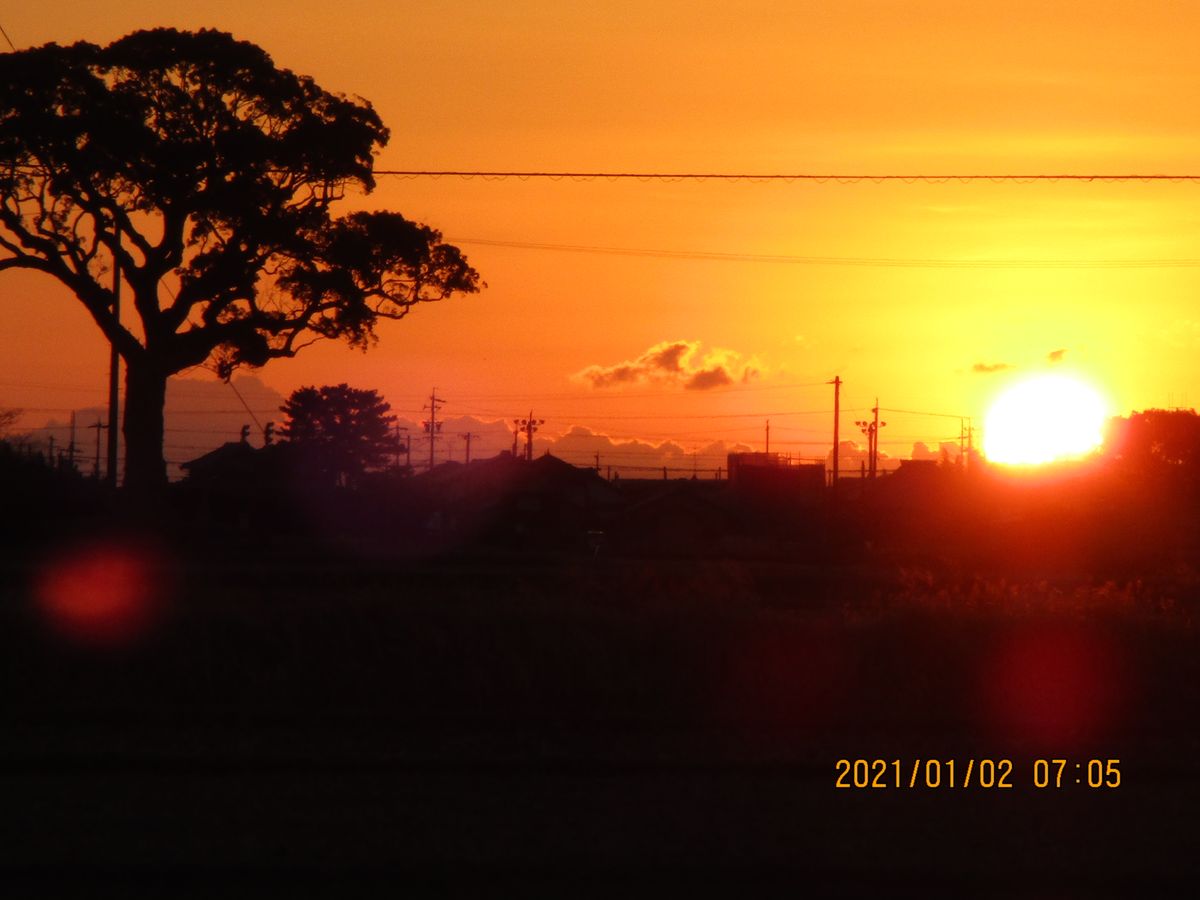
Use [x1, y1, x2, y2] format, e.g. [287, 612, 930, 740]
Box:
[377, 170, 1200, 183]
[448, 379, 833, 401]
[388, 169, 1200, 269]
[449, 236, 1200, 270]
[879, 406, 971, 420]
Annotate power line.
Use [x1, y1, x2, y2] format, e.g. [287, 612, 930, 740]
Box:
[456, 408, 848, 421]
[879, 406, 970, 420]
[152, 409, 281, 416]
[224, 379, 269, 438]
[450, 379, 832, 401]
[378, 170, 1200, 183]
[0, 379, 106, 394]
[451, 236, 1200, 270]
[5, 377, 836, 405]
[0, 21, 16, 52]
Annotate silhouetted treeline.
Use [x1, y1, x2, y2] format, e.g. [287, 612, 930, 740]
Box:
[5, 407, 1200, 576]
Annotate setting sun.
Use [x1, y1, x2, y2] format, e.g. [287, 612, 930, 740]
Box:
[983, 375, 1108, 465]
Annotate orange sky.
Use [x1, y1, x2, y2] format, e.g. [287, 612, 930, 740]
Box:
[4, 1, 1200, 472]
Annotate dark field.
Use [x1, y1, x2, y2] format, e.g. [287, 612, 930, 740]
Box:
[3, 544, 1199, 896]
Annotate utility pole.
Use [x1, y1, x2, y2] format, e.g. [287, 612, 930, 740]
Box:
[872, 400, 886, 479]
[765, 419, 770, 454]
[68, 410, 77, 473]
[88, 418, 107, 479]
[515, 411, 544, 462]
[423, 389, 445, 471]
[106, 240, 120, 487]
[828, 376, 841, 488]
[393, 423, 409, 469]
[966, 419, 974, 475]
[461, 432, 474, 464]
[594, 451, 601, 473]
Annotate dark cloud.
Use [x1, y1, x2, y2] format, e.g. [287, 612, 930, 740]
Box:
[575, 340, 760, 390]
[685, 367, 735, 391]
[1047, 348, 1066, 363]
[576, 340, 696, 389]
[973, 362, 1014, 373]
[645, 341, 691, 373]
[586, 364, 641, 388]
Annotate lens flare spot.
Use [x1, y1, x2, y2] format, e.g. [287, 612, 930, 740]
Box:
[35, 539, 166, 645]
[980, 627, 1125, 750]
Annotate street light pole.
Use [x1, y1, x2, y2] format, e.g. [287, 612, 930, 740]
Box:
[515, 411, 545, 462]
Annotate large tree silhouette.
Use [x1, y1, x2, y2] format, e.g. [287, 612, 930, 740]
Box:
[0, 29, 480, 490]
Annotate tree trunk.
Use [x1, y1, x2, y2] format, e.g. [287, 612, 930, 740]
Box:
[123, 363, 169, 493]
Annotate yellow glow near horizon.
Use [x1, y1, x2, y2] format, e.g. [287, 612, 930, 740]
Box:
[983, 375, 1108, 465]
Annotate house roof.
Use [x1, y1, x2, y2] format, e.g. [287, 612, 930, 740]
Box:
[180, 441, 288, 482]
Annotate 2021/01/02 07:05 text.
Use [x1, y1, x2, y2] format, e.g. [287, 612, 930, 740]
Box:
[834, 759, 1122, 789]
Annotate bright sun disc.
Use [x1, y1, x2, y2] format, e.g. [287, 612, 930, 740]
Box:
[983, 375, 1108, 465]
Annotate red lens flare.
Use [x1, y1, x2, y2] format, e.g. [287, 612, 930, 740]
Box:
[33, 538, 168, 646]
[979, 626, 1127, 750]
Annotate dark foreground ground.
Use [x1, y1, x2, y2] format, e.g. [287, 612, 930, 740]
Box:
[3, 538, 1200, 897]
